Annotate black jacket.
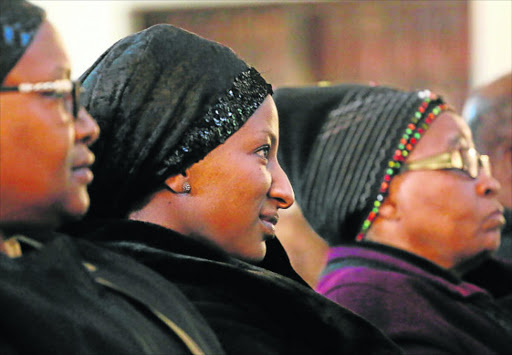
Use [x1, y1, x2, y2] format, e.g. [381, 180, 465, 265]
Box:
[0, 232, 224, 355]
[67, 219, 404, 355]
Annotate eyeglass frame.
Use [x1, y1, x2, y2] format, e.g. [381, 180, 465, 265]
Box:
[0, 79, 81, 118]
[400, 147, 491, 179]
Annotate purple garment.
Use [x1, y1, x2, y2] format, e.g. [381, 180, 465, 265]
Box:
[317, 242, 512, 355]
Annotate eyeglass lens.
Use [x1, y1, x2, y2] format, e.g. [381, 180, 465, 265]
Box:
[461, 148, 491, 178]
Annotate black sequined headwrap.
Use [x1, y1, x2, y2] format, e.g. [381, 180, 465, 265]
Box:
[80, 24, 272, 219]
[0, 0, 45, 84]
[275, 84, 447, 245]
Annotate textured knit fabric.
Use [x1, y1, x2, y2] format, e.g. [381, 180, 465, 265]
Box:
[0, 233, 224, 355]
[0, 0, 44, 84]
[80, 24, 272, 219]
[66, 218, 404, 355]
[274, 84, 446, 245]
[317, 242, 512, 354]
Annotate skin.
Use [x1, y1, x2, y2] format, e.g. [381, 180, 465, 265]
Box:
[130, 96, 294, 262]
[0, 21, 99, 231]
[275, 201, 328, 287]
[367, 111, 505, 270]
[476, 99, 512, 208]
[466, 73, 512, 208]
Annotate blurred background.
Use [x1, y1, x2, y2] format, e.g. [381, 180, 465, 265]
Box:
[32, 0, 511, 111]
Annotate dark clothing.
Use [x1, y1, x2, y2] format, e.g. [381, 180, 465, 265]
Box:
[0, 233, 223, 355]
[0, 0, 45, 84]
[317, 242, 512, 355]
[67, 219, 403, 355]
[495, 208, 512, 260]
[80, 25, 272, 219]
[274, 85, 447, 244]
[462, 256, 512, 310]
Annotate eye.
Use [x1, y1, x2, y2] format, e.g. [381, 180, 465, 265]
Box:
[39, 91, 67, 99]
[40, 91, 74, 117]
[255, 145, 270, 160]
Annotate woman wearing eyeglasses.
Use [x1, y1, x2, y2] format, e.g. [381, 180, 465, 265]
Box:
[0, 6, 98, 231]
[0, 2, 224, 354]
[274, 84, 512, 354]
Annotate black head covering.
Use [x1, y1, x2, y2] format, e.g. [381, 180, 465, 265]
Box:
[275, 84, 448, 245]
[0, 0, 45, 84]
[81, 24, 272, 219]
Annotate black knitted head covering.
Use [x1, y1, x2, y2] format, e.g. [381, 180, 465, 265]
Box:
[80, 24, 272, 219]
[0, 0, 45, 84]
[275, 84, 448, 245]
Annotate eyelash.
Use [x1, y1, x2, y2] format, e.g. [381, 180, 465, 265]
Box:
[256, 145, 270, 160]
[40, 91, 68, 99]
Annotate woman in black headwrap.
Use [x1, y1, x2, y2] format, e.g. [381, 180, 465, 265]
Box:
[64, 24, 403, 355]
[0, 2, 223, 354]
[274, 84, 512, 354]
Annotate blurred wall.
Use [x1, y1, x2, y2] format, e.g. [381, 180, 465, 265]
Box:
[33, 0, 511, 89]
[470, 0, 512, 87]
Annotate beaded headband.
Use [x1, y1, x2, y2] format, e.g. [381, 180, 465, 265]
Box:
[356, 90, 449, 241]
[161, 67, 273, 173]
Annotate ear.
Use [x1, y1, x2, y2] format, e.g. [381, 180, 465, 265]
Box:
[164, 171, 189, 193]
[377, 199, 398, 221]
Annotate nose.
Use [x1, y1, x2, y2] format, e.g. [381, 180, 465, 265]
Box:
[269, 160, 295, 209]
[75, 107, 99, 146]
[476, 172, 501, 197]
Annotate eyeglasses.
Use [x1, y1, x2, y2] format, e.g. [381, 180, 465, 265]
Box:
[401, 147, 491, 179]
[0, 79, 81, 118]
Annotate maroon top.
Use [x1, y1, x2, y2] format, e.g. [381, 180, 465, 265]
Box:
[317, 242, 512, 354]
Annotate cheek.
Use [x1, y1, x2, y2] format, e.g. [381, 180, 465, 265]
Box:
[399, 174, 477, 228]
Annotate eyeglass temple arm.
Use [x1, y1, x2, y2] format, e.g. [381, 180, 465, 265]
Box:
[402, 151, 462, 172]
[0, 86, 18, 92]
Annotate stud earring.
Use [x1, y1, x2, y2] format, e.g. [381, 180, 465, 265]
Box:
[182, 182, 191, 193]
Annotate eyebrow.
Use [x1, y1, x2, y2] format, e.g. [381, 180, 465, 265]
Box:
[52, 66, 71, 79]
[448, 134, 469, 149]
[262, 128, 277, 145]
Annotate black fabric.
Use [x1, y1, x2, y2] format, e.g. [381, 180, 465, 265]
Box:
[0, 0, 45, 84]
[274, 84, 446, 245]
[66, 218, 404, 355]
[80, 24, 271, 219]
[0, 233, 224, 355]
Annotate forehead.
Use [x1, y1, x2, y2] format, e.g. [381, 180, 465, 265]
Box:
[4, 20, 70, 84]
[231, 96, 279, 139]
[410, 111, 473, 158]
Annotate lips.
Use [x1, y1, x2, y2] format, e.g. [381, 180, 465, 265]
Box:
[71, 148, 95, 184]
[482, 208, 506, 231]
[260, 213, 279, 237]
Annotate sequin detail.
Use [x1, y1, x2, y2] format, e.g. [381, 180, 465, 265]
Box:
[162, 67, 272, 172]
[356, 90, 449, 241]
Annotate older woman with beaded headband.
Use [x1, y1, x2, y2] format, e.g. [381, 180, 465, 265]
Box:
[64, 25, 403, 355]
[274, 83, 512, 354]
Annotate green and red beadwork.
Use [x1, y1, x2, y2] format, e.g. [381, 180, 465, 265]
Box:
[356, 90, 449, 241]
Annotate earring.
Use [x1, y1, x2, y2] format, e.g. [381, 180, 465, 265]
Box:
[182, 182, 191, 193]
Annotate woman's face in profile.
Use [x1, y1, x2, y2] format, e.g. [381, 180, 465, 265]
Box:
[182, 96, 294, 261]
[0, 21, 97, 227]
[390, 111, 504, 268]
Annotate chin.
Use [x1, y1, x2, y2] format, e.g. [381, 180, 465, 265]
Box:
[239, 242, 267, 263]
[61, 191, 90, 222]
